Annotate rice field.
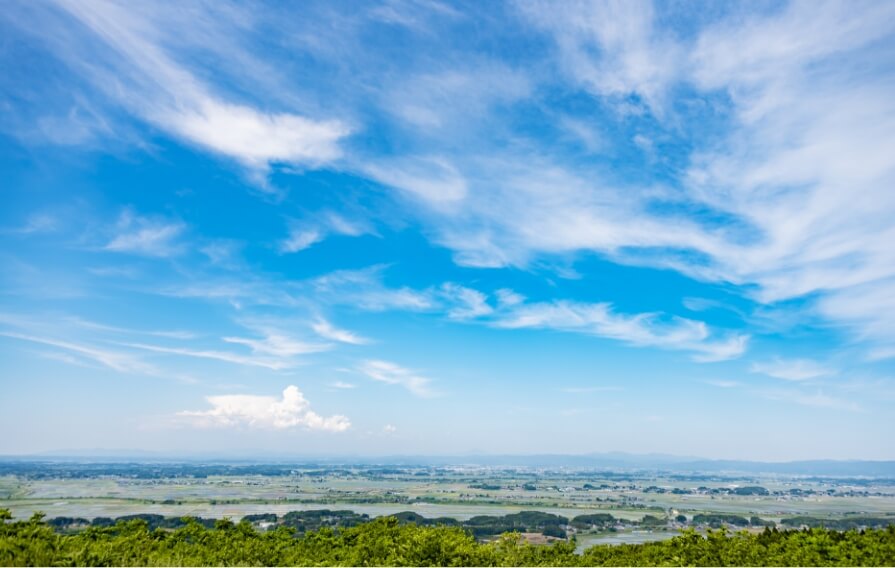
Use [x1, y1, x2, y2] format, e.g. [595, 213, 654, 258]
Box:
[3, 467, 893, 529]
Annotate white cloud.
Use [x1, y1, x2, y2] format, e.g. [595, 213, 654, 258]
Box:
[199, 240, 243, 268]
[105, 210, 184, 257]
[311, 266, 435, 311]
[178, 385, 351, 431]
[329, 380, 356, 389]
[0, 331, 154, 375]
[557, 115, 604, 152]
[519, 0, 681, 114]
[383, 423, 397, 434]
[46, 0, 350, 181]
[816, 279, 895, 361]
[14, 0, 895, 362]
[223, 331, 330, 358]
[311, 318, 370, 345]
[706, 380, 740, 389]
[358, 1, 895, 359]
[382, 63, 531, 130]
[123, 342, 292, 371]
[561, 386, 622, 393]
[279, 228, 324, 253]
[760, 388, 862, 413]
[358, 359, 436, 397]
[368, 0, 462, 31]
[279, 212, 373, 253]
[493, 300, 748, 362]
[363, 156, 468, 206]
[406, 157, 719, 271]
[440, 283, 493, 319]
[161, 100, 348, 172]
[679, 0, 895, 353]
[2, 213, 58, 235]
[751, 358, 837, 381]
[495, 288, 525, 308]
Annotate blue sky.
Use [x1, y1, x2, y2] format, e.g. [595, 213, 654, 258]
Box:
[2, 0, 895, 460]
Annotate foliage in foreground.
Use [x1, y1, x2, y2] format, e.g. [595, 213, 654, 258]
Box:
[1, 509, 894, 566]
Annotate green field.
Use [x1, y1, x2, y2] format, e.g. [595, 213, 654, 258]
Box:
[3, 464, 894, 536]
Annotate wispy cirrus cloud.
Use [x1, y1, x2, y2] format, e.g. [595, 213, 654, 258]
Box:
[311, 318, 370, 345]
[561, 386, 622, 393]
[362, 156, 468, 206]
[0, 331, 156, 375]
[122, 342, 293, 371]
[759, 388, 862, 413]
[1, 213, 59, 236]
[279, 212, 373, 253]
[222, 332, 330, 358]
[0, 326, 198, 384]
[440, 283, 493, 320]
[13, 0, 350, 184]
[751, 358, 837, 382]
[155, 262, 747, 362]
[353, 0, 895, 361]
[310, 265, 436, 312]
[706, 380, 740, 389]
[178, 385, 350, 431]
[358, 359, 436, 398]
[123, 321, 330, 371]
[104, 210, 185, 257]
[518, 0, 680, 114]
[491, 298, 748, 362]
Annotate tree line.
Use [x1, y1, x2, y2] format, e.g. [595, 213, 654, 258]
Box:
[2, 508, 894, 566]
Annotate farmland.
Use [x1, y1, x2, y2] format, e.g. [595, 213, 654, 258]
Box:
[2, 460, 894, 544]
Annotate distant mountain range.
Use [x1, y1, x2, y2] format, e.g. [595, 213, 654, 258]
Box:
[4, 450, 895, 477]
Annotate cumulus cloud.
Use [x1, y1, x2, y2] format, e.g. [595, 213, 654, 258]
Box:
[358, 359, 436, 397]
[751, 358, 837, 381]
[178, 385, 351, 431]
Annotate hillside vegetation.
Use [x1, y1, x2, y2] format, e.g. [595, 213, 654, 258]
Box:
[3, 509, 895, 566]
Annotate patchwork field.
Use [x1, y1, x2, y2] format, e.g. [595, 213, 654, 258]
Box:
[2, 462, 894, 544]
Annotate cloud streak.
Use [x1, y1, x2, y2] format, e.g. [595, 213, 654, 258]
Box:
[311, 318, 370, 345]
[358, 359, 436, 398]
[491, 299, 749, 362]
[36, 0, 350, 182]
[751, 358, 837, 382]
[105, 210, 185, 257]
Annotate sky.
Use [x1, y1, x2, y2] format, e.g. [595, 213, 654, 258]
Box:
[1, 0, 895, 461]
